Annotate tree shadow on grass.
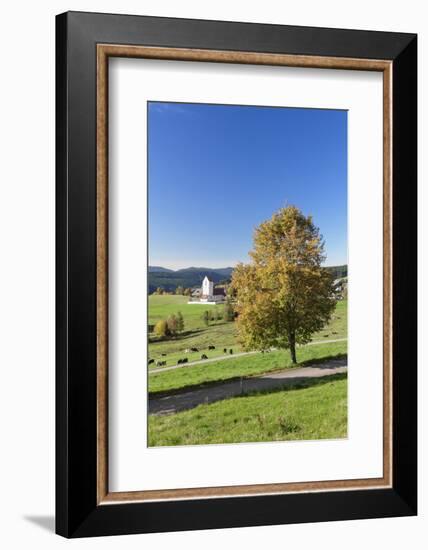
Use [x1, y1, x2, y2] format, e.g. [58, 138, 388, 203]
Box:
[149, 372, 348, 415]
[297, 353, 347, 369]
[149, 353, 347, 399]
[241, 372, 348, 400]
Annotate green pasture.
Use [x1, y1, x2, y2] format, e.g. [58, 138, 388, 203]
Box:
[149, 323, 239, 368]
[148, 340, 347, 395]
[147, 295, 347, 369]
[149, 295, 221, 331]
[148, 373, 348, 446]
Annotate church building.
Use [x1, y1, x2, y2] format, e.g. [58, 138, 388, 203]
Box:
[189, 276, 226, 304]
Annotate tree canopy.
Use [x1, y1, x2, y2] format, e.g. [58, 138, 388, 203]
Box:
[154, 319, 168, 338]
[231, 205, 336, 363]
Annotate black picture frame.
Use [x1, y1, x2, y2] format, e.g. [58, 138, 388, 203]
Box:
[56, 11, 417, 538]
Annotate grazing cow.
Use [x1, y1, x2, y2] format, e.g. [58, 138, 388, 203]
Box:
[148, 359, 154, 365]
[156, 360, 164, 367]
[229, 349, 233, 354]
[190, 347, 199, 352]
[182, 358, 188, 364]
[223, 348, 227, 354]
[201, 354, 208, 360]
[161, 353, 167, 357]
[177, 359, 183, 365]
[208, 345, 215, 350]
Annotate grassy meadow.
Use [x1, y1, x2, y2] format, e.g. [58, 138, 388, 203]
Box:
[148, 295, 347, 371]
[148, 374, 348, 446]
[149, 340, 347, 395]
[147, 294, 348, 446]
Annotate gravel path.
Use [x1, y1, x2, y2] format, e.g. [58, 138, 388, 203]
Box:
[149, 357, 347, 415]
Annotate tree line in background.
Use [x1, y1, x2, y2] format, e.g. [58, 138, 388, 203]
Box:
[151, 301, 236, 340]
[201, 302, 235, 326]
[152, 286, 193, 296]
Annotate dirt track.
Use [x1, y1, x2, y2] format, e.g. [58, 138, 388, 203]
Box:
[149, 357, 347, 415]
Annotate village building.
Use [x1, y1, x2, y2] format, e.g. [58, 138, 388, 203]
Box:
[188, 276, 226, 304]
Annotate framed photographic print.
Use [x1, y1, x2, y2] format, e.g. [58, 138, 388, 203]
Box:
[56, 11, 417, 538]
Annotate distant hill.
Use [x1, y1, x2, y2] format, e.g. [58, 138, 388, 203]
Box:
[148, 266, 174, 273]
[148, 267, 233, 293]
[148, 265, 347, 293]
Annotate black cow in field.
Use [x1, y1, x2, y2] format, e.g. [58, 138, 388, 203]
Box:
[201, 354, 208, 360]
[229, 349, 233, 354]
[161, 353, 167, 356]
[148, 359, 154, 365]
[177, 359, 183, 365]
[223, 348, 227, 353]
[208, 345, 215, 350]
[190, 347, 199, 352]
[156, 360, 166, 367]
[181, 358, 188, 364]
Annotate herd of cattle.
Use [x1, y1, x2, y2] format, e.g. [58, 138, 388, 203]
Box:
[148, 345, 234, 368]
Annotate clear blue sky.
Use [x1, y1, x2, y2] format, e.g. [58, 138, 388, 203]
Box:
[148, 102, 347, 270]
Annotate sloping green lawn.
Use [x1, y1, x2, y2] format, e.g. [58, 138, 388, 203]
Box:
[148, 340, 347, 395]
[148, 374, 347, 446]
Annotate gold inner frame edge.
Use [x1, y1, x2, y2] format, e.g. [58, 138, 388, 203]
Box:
[96, 44, 393, 505]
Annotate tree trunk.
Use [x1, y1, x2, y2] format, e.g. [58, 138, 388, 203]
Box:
[289, 331, 297, 364]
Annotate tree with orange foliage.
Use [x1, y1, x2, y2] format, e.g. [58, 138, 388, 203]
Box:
[231, 206, 336, 364]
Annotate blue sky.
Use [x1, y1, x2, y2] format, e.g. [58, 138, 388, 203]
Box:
[148, 102, 347, 270]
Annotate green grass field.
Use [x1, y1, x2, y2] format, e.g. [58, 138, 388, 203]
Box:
[148, 374, 347, 446]
[148, 340, 347, 395]
[149, 295, 221, 330]
[148, 295, 347, 369]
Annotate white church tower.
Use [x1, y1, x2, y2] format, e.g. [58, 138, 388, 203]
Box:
[188, 276, 226, 304]
[202, 276, 214, 297]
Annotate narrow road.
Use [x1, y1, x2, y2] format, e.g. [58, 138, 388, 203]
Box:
[149, 357, 347, 415]
[149, 338, 347, 374]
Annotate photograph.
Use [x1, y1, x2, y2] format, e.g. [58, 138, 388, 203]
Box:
[147, 101, 348, 447]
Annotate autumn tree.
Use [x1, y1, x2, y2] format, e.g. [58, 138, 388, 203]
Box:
[202, 310, 210, 326]
[167, 314, 177, 335]
[226, 284, 236, 300]
[231, 206, 336, 364]
[224, 301, 235, 322]
[154, 319, 168, 338]
[176, 311, 185, 332]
